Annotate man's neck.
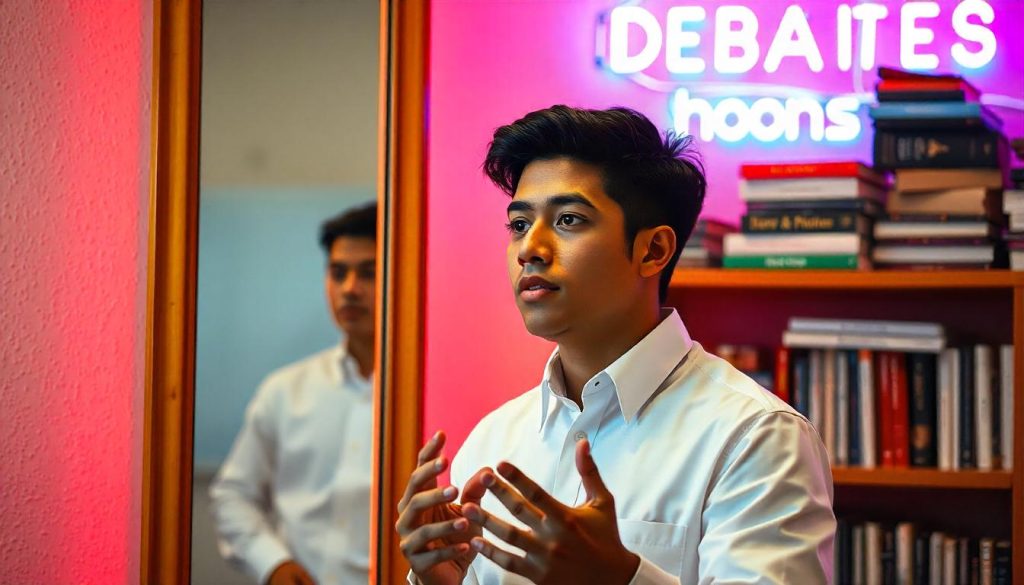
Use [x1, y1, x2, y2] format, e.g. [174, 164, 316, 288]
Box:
[345, 336, 374, 379]
[556, 303, 662, 408]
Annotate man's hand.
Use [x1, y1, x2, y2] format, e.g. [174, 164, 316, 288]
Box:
[463, 439, 640, 585]
[267, 560, 315, 585]
[395, 431, 484, 585]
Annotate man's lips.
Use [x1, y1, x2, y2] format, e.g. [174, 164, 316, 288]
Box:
[337, 306, 368, 318]
[518, 275, 560, 301]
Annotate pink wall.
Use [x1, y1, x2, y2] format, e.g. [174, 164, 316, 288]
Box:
[423, 0, 1024, 462]
[0, 2, 151, 583]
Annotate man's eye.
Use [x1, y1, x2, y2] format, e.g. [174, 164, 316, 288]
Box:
[557, 213, 583, 227]
[358, 267, 375, 279]
[330, 268, 349, 282]
[506, 219, 529, 234]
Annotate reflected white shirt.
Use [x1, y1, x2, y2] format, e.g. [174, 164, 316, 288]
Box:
[448, 309, 835, 585]
[211, 344, 372, 585]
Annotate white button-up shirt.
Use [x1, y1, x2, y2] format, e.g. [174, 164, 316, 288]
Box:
[211, 344, 373, 585]
[448, 309, 835, 585]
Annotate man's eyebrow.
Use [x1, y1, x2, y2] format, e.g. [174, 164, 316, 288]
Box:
[506, 192, 596, 215]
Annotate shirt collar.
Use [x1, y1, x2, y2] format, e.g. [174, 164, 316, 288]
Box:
[330, 341, 373, 391]
[539, 308, 693, 431]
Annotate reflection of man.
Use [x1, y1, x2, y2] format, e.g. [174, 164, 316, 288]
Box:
[395, 106, 835, 584]
[211, 203, 377, 585]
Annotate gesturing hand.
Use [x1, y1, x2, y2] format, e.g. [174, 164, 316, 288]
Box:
[462, 439, 640, 585]
[395, 431, 484, 585]
[267, 560, 316, 585]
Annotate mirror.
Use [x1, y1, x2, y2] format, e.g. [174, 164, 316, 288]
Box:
[189, 2, 381, 584]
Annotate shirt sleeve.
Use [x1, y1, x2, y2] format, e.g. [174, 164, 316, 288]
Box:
[209, 379, 292, 585]
[627, 555, 681, 585]
[698, 411, 836, 584]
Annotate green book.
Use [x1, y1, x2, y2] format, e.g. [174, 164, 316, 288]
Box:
[723, 254, 860, 269]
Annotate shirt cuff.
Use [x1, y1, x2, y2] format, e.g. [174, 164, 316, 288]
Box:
[247, 532, 293, 585]
[627, 555, 679, 585]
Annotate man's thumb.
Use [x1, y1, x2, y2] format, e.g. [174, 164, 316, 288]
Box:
[575, 439, 611, 505]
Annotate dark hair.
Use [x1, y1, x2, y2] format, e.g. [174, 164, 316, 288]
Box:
[319, 202, 377, 252]
[483, 105, 706, 302]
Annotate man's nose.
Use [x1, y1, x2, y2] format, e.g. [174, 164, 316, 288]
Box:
[517, 223, 552, 266]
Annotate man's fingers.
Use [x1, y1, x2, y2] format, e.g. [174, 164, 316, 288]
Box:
[496, 460, 567, 519]
[417, 430, 446, 465]
[470, 537, 540, 581]
[575, 438, 612, 505]
[396, 485, 459, 534]
[400, 517, 471, 558]
[408, 542, 472, 573]
[463, 503, 541, 554]
[479, 468, 545, 529]
[461, 467, 490, 507]
[398, 456, 448, 514]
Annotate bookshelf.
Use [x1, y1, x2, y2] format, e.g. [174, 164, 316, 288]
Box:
[668, 268, 1024, 580]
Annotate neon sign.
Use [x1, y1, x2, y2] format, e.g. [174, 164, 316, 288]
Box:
[598, 1, 1001, 144]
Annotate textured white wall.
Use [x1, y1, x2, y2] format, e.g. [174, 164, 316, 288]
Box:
[0, 1, 151, 583]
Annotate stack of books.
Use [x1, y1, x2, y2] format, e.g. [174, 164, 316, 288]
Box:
[676, 218, 736, 268]
[870, 67, 1008, 269]
[776, 318, 1013, 472]
[834, 520, 1010, 585]
[723, 162, 883, 269]
[1007, 168, 1024, 270]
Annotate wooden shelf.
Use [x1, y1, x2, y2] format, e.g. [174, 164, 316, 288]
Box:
[671, 268, 1024, 290]
[832, 467, 1013, 489]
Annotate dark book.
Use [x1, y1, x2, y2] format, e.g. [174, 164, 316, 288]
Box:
[876, 89, 974, 102]
[959, 347, 977, 469]
[870, 102, 1003, 131]
[837, 519, 852, 585]
[908, 353, 938, 467]
[969, 539, 980, 585]
[958, 537, 970, 585]
[993, 540, 1011, 585]
[1011, 167, 1024, 187]
[881, 526, 896, 585]
[847, 350, 862, 466]
[792, 350, 810, 418]
[742, 210, 867, 234]
[874, 129, 1007, 169]
[746, 198, 883, 216]
[914, 530, 930, 585]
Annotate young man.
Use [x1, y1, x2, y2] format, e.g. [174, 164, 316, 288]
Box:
[211, 203, 378, 585]
[395, 106, 835, 584]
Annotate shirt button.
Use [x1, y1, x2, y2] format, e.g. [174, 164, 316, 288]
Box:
[574, 431, 587, 442]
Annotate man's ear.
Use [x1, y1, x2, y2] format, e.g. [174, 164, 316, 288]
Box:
[635, 226, 677, 278]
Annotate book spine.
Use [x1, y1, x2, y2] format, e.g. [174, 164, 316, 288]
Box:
[975, 345, 994, 471]
[896, 522, 914, 585]
[979, 538, 994, 585]
[740, 161, 865, 180]
[874, 130, 1005, 169]
[774, 347, 790, 404]
[909, 353, 938, 467]
[929, 532, 945, 585]
[742, 210, 863, 234]
[866, 522, 883, 585]
[938, 349, 955, 471]
[943, 537, 957, 585]
[876, 89, 971, 102]
[723, 254, 860, 269]
[879, 353, 895, 467]
[824, 349, 836, 463]
[793, 350, 810, 418]
[836, 350, 849, 466]
[993, 540, 1011, 585]
[913, 528, 929, 585]
[811, 350, 824, 438]
[859, 350, 877, 468]
[959, 347, 976, 469]
[882, 527, 897, 584]
[852, 524, 865, 585]
[891, 353, 911, 468]
[951, 349, 962, 472]
[848, 350, 862, 467]
[1000, 345, 1013, 471]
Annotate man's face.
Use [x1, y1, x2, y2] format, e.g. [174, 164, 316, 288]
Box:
[506, 157, 641, 341]
[325, 236, 376, 340]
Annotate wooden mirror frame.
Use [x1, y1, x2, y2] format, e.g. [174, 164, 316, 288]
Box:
[141, 0, 427, 582]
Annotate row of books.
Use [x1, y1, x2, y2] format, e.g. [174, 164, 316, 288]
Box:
[1008, 168, 1024, 270]
[835, 519, 1011, 585]
[867, 68, 1009, 270]
[677, 218, 735, 268]
[776, 318, 1013, 471]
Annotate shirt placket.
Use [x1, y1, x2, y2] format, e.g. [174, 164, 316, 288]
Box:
[551, 373, 615, 507]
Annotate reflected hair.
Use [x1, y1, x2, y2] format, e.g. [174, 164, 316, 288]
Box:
[483, 105, 706, 302]
[319, 202, 377, 253]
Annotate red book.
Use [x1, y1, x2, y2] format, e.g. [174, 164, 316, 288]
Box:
[878, 353, 894, 467]
[774, 347, 790, 405]
[876, 79, 981, 101]
[889, 353, 910, 468]
[739, 161, 887, 186]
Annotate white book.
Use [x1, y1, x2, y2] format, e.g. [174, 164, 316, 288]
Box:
[1012, 250, 1024, 271]
[788, 317, 944, 339]
[859, 350, 877, 469]
[723, 232, 863, 256]
[810, 350, 824, 438]
[824, 349, 836, 463]
[1004, 189, 1024, 213]
[942, 537, 957, 585]
[739, 177, 885, 201]
[783, 330, 945, 353]
[836, 351, 849, 466]
[1012, 212, 1024, 232]
[980, 538, 994, 585]
[852, 524, 865, 585]
[938, 349, 955, 471]
[975, 345, 994, 471]
[929, 532, 944, 585]
[1001, 345, 1014, 471]
[951, 349, 961, 472]
[866, 522, 882, 585]
[897, 522, 914, 585]
[873, 244, 995, 264]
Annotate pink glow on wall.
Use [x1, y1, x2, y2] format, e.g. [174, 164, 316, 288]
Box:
[423, 0, 1024, 462]
[0, 2, 151, 583]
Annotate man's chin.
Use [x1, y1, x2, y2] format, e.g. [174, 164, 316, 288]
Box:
[522, 315, 567, 342]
